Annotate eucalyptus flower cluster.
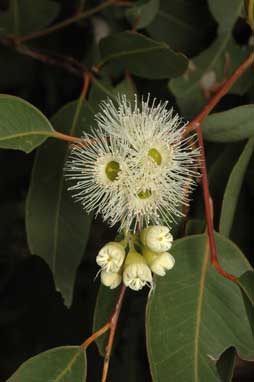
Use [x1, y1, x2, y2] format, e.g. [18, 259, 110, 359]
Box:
[96, 225, 175, 291]
[65, 95, 199, 232]
[65, 95, 199, 290]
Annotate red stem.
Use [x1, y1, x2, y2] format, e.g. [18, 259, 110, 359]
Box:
[101, 285, 126, 382]
[185, 52, 254, 134]
[196, 126, 236, 281]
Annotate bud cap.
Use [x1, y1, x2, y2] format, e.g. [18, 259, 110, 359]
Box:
[96, 242, 125, 272]
[101, 271, 122, 289]
[141, 225, 173, 253]
[150, 252, 175, 276]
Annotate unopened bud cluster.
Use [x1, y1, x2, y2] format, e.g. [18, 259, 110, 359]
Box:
[96, 225, 175, 291]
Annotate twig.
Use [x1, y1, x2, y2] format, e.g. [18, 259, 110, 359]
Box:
[15, 0, 118, 44]
[53, 72, 91, 143]
[0, 36, 87, 78]
[183, 52, 254, 280]
[80, 323, 111, 350]
[185, 52, 254, 135]
[196, 125, 236, 281]
[101, 285, 126, 382]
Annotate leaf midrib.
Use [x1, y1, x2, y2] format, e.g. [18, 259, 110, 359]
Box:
[0, 130, 54, 142]
[194, 239, 209, 382]
[157, 10, 198, 33]
[99, 44, 168, 66]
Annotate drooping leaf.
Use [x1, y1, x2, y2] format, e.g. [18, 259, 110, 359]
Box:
[8, 346, 86, 382]
[89, 76, 136, 112]
[169, 0, 248, 118]
[112, 77, 137, 101]
[98, 31, 188, 79]
[170, 38, 252, 118]
[146, 233, 254, 382]
[244, 0, 254, 29]
[126, 0, 159, 30]
[219, 138, 254, 237]
[208, 0, 243, 34]
[147, 0, 215, 56]
[216, 347, 236, 382]
[0, 95, 55, 153]
[26, 100, 94, 307]
[185, 219, 206, 236]
[237, 270, 254, 307]
[89, 77, 117, 107]
[0, 0, 60, 35]
[203, 106, 254, 142]
[93, 285, 120, 356]
[192, 143, 244, 222]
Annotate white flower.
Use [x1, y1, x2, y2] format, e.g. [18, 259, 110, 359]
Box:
[123, 249, 152, 291]
[101, 271, 122, 289]
[96, 242, 125, 272]
[95, 95, 199, 230]
[64, 128, 129, 226]
[141, 225, 173, 253]
[65, 95, 199, 231]
[143, 247, 175, 276]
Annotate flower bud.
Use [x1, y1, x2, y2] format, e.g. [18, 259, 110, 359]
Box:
[123, 249, 152, 291]
[140, 225, 173, 253]
[143, 247, 175, 276]
[101, 271, 122, 289]
[96, 242, 125, 272]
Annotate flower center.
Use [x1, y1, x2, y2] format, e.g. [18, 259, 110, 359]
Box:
[105, 160, 120, 181]
[138, 190, 152, 199]
[148, 148, 162, 165]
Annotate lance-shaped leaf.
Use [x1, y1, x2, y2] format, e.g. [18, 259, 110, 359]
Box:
[8, 346, 86, 382]
[219, 138, 254, 237]
[0, 0, 59, 35]
[237, 270, 254, 307]
[26, 101, 94, 307]
[147, 0, 214, 56]
[203, 106, 254, 142]
[170, 38, 252, 118]
[93, 285, 120, 356]
[146, 233, 254, 382]
[169, 1, 249, 118]
[99, 31, 188, 79]
[0, 95, 55, 153]
[208, 0, 243, 34]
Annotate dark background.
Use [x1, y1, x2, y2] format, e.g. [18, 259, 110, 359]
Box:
[0, 0, 254, 381]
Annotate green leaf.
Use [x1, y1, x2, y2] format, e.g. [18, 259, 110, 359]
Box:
[146, 233, 254, 382]
[208, 0, 243, 34]
[147, 0, 215, 56]
[203, 106, 254, 142]
[0, 95, 54, 153]
[26, 100, 94, 307]
[89, 78, 117, 108]
[0, 0, 60, 35]
[89, 76, 136, 112]
[185, 219, 206, 235]
[170, 38, 252, 118]
[169, 0, 250, 118]
[8, 346, 86, 382]
[244, 0, 254, 30]
[93, 285, 120, 356]
[237, 270, 254, 307]
[99, 31, 188, 79]
[216, 347, 236, 382]
[126, 0, 159, 30]
[219, 138, 254, 237]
